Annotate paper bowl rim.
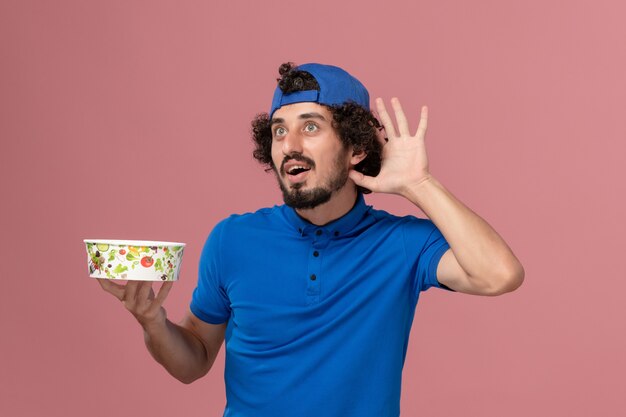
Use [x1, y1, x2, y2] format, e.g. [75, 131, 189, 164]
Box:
[83, 239, 186, 247]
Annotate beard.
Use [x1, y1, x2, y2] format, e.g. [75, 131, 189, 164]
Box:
[275, 149, 350, 210]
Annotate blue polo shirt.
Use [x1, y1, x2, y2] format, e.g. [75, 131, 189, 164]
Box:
[191, 194, 450, 417]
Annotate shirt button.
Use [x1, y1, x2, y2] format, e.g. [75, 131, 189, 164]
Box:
[316, 230, 322, 236]
[313, 251, 319, 257]
[334, 231, 339, 237]
[310, 274, 317, 281]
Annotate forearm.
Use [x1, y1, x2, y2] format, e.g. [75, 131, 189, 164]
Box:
[142, 318, 214, 384]
[403, 176, 524, 289]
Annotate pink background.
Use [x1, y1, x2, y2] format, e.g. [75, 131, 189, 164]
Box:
[1, 0, 625, 415]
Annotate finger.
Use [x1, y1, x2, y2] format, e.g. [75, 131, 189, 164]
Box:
[144, 281, 173, 319]
[375, 98, 398, 139]
[349, 170, 379, 193]
[150, 281, 174, 311]
[414, 105, 428, 139]
[136, 281, 155, 304]
[390, 97, 411, 137]
[123, 281, 140, 304]
[153, 281, 174, 308]
[97, 278, 125, 301]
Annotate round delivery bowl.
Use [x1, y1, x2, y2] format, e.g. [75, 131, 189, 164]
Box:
[84, 239, 186, 281]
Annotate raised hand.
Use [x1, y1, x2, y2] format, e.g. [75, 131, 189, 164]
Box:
[98, 279, 173, 328]
[349, 97, 432, 197]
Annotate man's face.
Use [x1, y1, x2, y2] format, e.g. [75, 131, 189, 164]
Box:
[270, 102, 352, 209]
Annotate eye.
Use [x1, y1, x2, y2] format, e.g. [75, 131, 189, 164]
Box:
[304, 122, 318, 132]
[273, 126, 287, 137]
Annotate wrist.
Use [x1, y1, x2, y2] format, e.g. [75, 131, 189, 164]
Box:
[139, 308, 168, 334]
[401, 174, 440, 205]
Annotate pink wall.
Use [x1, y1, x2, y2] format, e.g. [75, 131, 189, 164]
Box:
[2, 0, 625, 415]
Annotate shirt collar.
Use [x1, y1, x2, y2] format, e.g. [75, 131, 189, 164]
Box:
[281, 193, 370, 237]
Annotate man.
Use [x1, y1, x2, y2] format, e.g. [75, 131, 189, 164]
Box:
[99, 62, 524, 417]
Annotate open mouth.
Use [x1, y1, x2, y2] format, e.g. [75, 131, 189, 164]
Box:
[284, 163, 312, 183]
[287, 165, 311, 176]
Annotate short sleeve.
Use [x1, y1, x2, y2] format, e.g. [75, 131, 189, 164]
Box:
[190, 220, 231, 324]
[402, 218, 451, 293]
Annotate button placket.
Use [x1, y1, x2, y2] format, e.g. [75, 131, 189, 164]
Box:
[306, 228, 330, 305]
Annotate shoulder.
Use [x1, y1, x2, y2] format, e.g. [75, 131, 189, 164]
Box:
[366, 206, 436, 232]
[200, 206, 282, 257]
[208, 205, 286, 239]
[224, 205, 285, 227]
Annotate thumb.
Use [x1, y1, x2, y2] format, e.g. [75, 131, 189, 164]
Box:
[349, 170, 378, 192]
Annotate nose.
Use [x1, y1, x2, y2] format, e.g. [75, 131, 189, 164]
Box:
[281, 130, 303, 155]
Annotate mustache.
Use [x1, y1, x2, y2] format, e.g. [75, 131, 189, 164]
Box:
[279, 153, 315, 175]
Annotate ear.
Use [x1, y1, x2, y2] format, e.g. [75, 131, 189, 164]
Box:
[350, 148, 367, 166]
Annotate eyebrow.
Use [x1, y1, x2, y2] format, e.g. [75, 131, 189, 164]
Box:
[270, 112, 328, 126]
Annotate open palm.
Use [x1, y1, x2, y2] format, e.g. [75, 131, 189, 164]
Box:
[349, 97, 431, 197]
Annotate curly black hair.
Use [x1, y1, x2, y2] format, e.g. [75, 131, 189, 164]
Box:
[251, 62, 383, 194]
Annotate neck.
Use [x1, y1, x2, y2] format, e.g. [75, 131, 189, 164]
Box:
[295, 185, 358, 226]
